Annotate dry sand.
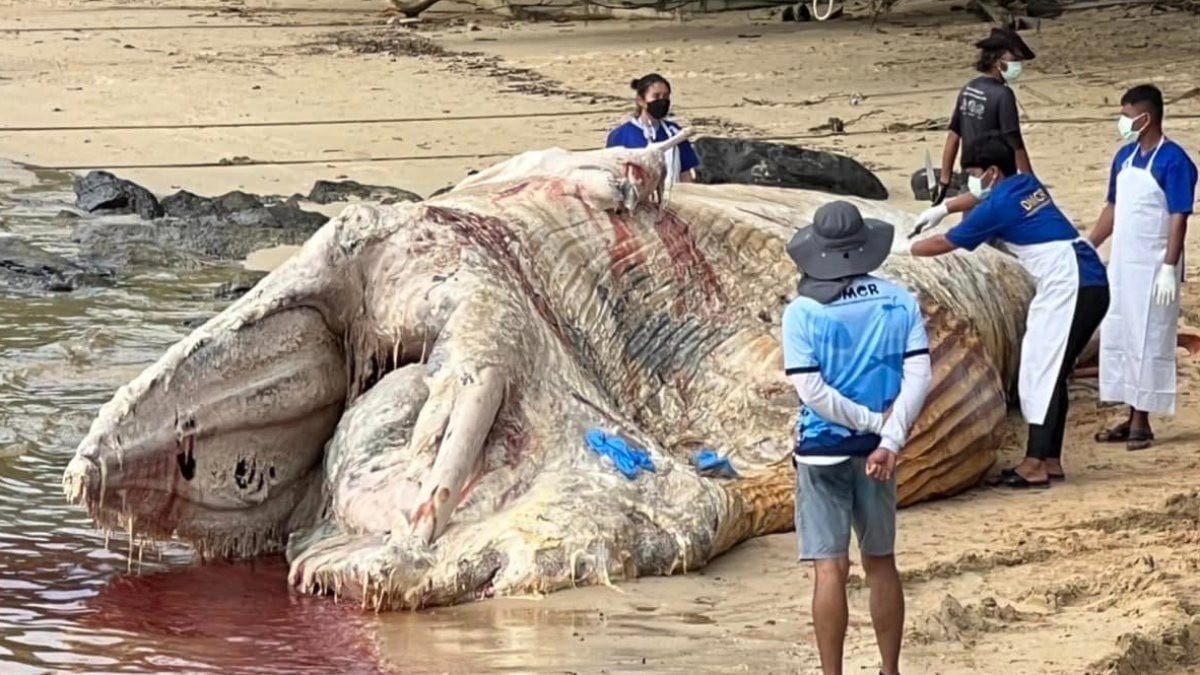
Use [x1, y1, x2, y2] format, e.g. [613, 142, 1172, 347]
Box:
[4, 0, 1200, 672]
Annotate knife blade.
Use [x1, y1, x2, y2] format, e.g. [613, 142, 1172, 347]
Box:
[924, 149, 936, 193]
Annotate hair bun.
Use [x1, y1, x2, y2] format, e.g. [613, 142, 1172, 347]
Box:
[630, 78, 641, 90]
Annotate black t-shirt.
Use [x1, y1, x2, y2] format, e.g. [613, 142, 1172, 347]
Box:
[948, 75, 1024, 165]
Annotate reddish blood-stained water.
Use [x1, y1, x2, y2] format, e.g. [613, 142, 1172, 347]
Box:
[0, 172, 390, 674]
[79, 558, 388, 674]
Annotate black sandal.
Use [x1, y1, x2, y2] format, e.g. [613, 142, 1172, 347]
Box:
[1001, 467, 1065, 481]
[1095, 422, 1131, 443]
[1126, 429, 1155, 451]
[997, 471, 1050, 489]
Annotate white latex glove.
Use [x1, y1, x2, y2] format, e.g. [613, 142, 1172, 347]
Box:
[909, 204, 950, 239]
[1153, 263, 1179, 305]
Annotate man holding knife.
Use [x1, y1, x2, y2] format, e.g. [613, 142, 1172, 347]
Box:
[896, 135, 1109, 487]
[924, 27, 1036, 214]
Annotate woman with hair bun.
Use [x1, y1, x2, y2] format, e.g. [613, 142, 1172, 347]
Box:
[605, 72, 699, 185]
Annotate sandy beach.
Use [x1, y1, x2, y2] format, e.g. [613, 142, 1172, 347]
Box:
[4, 0, 1200, 672]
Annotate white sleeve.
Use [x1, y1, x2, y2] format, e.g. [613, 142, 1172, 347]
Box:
[789, 373, 885, 434]
[878, 354, 934, 453]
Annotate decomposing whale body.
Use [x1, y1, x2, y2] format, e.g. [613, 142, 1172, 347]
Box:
[62, 138, 1035, 610]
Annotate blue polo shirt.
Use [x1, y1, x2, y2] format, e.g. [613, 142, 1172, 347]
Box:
[605, 118, 700, 173]
[946, 174, 1108, 288]
[1106, 140, 1197, 214]
[781, 275, 929, 457]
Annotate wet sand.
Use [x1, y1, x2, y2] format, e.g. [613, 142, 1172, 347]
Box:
[4, 0, 1200, 673]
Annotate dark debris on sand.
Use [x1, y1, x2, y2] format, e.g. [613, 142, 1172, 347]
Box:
[300, 26, 622, 104]
[297, 28, 448, 58]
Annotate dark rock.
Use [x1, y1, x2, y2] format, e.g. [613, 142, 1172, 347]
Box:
[307, 180, 422, 205]
[72, 218, 319, 266]
[71, 223, 208, 272]
[212, 270, 268, 300]
[55, 210, 81, 220]
[162, 189, 328, 230]
[1026, 0, 1063, 17]
[215, 190, 264, 213]
[182, 316, 210, 329]
[161, 190, 222, 219]
[72, 182, 330, 272]
[910, 168, 968, 202]
[692, 137, 889, 200]
[0, 234, 104, 291]
[264, 203, 328, 230]
[73, 170, 163, 219]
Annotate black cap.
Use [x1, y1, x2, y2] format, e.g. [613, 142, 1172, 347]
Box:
[975, 27, 1036, 61]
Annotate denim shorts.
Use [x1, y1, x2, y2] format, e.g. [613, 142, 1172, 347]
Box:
[795, 457, 896, 560]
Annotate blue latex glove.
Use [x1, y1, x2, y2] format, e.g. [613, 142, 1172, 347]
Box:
[693, 449, 740, 479]
[585, 429, 655, 479]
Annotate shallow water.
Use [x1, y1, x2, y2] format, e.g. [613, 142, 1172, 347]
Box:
[0, 163, 786, 675]
[0, 165, 388, 674]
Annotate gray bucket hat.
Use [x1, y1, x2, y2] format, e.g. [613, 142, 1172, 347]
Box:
[786, 201, 895, 280]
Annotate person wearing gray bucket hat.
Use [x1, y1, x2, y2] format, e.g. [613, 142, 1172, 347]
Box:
[781, 200, 932, 675]
[787, 201, 896, 303]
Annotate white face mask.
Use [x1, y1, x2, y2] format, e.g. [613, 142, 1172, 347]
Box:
[1117, 112, 1148, 142]
[968, 170, 994, 199]
[1001, 60, 1024, 83]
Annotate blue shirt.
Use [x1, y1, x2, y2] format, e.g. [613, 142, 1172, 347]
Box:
[946, 174, 1108, 288]
[605, 119, 700, 173]
[1106, 140, 1197, 214]
[782, 275, 929, 457]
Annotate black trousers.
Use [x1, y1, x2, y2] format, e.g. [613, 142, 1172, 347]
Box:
[1027, 285, 1111, 460]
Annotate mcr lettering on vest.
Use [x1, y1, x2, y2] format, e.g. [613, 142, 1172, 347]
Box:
[780, 274, 929, 458]
[840, 283, 881, 300]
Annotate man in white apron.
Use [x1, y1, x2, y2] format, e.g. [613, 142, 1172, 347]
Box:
[1088, 85, 1198, 451]
[895, 134, 1110, 487]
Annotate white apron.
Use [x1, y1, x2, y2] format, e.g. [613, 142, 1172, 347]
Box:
[1006, 239, 1086, 425]
[631, 117, 682, 186]
[1099, 139, 1181, 415]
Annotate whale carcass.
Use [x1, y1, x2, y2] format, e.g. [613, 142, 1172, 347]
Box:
[62, 139, 1034, 610]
